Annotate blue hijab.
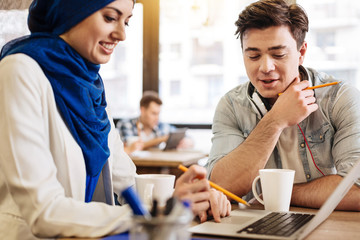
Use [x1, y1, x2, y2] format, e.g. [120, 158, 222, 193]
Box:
[0, 0, 116, 202]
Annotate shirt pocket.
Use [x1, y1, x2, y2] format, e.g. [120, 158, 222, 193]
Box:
[306, 123, 334, 168]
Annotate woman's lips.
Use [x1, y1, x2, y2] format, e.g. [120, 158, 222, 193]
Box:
[99, 41, 117, 54]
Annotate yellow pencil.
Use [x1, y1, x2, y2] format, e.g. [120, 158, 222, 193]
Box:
[178, 164, 250, 207]
[278, 81, 341, 96]
[306, 81, 341, 90]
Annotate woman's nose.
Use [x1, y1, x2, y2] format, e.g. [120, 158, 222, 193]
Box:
[112, 23, 127, 41]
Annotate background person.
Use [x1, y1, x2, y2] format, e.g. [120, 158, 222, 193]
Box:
[118, 90, 193, 154]
[0, 0, 230, 239]
[205, 0, 360, 211]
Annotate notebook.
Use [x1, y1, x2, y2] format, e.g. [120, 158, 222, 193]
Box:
[163, 128, 187, 151]
[189, 160, 360, 240]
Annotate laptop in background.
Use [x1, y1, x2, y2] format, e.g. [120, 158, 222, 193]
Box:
[189, 160, 360, 240]
[163, 128, 187, 151]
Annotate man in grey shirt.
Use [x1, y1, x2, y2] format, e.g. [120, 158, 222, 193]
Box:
[206, 0, 360, 210]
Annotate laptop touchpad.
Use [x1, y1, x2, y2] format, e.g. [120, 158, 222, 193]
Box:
[220, 215, 254, 225]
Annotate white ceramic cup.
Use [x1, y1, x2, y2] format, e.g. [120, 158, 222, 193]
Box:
[252, 169, 295, 212]
[135, 174, 175, 208]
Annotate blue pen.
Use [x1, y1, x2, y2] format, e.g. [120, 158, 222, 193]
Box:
[121, 186, 151, 219]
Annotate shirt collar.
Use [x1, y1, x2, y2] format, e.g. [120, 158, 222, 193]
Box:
[137, 119, 159, 133]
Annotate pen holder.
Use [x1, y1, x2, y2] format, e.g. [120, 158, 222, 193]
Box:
[130, 209, 193, 240]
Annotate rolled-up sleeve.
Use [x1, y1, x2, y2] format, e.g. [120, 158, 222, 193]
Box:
[331, 84, 360, 186]
[206, 94, 249, 178]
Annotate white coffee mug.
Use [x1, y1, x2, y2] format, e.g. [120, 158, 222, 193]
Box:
[252, 169, 295, 212]
[135, 174, 175, 208]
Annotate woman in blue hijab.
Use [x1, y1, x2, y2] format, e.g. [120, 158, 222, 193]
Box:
[0, 0, 230, 238]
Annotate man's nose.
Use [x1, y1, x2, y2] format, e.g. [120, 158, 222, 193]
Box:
[259, 55, 275, 73]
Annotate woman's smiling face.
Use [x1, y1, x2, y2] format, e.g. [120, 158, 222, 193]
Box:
[60, 0, 134, 64]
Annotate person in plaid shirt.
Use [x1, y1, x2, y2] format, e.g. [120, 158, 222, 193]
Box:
[117, 91, 176, 154]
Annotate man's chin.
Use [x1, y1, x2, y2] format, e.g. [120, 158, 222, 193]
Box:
[256, 90, 277, 99]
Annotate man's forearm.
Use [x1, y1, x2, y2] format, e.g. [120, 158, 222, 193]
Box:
[143, 136, 167, 149]
[210, 113, 284, 197]
[292, 175, 360, 211]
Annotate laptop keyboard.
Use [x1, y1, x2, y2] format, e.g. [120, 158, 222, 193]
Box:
[237, 212, 315, 237]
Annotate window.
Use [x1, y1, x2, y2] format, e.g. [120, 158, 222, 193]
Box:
[298, 0, 360, 88]
[159, 0, 256, 124]
[0, 9, 29, 49]
[100, 3, 143, 119]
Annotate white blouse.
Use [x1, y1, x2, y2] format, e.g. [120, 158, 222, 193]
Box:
[0, 54, 137, 239]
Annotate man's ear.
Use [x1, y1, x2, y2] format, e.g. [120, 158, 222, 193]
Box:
[298, 41, 307, 65]
[140, 106, 146, 115]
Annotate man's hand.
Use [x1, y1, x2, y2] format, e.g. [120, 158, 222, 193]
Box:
[271, 77, 318, 128]
[177, 137, 194, 150]
[128, 140, 144, 153]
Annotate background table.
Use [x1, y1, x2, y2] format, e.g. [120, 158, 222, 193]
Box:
[130, 149, 208, 178]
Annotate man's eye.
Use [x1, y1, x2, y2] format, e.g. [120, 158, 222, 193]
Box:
[273, 54, 285, 59]
[248, 55, 260, 60]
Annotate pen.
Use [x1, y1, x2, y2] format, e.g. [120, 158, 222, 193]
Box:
[178, 165, 250, 207]
[121, 186, 151, 219]
[150, 199, 158, 217]
[278, 81, 340, 96]
[164, 197, 177, 215]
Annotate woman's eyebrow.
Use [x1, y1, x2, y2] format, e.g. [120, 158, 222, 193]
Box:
[105, 7, 122, 15]
[104, 7, 133, 18]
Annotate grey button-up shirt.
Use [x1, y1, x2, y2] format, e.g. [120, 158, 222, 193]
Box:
[206, 66, 360, 199]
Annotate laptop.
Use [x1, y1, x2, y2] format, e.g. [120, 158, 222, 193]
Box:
[162, 128, 187, 151]
[189, 160, 360, 240]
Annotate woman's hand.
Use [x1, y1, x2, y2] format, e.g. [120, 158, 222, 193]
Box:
[173, 165, 231, 222]
[207, 188, 231, 222]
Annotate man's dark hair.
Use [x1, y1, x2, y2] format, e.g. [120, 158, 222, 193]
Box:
[235, 0, 308, 50]
[140, 91, 162, 108]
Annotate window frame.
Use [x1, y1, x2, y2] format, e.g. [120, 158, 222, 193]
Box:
[138, 0, 160, 93]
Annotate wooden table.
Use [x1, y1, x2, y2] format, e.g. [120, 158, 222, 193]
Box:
[191, 205, 360, 240]
[60, 205, 360, 239]
[129, 149, 208, 178]
[295, 207, 360, 240]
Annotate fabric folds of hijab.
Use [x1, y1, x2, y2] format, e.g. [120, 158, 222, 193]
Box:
[28, 0, 114, 35]
[0, 0, 116, 202]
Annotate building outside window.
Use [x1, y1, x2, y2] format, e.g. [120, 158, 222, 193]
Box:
[159, 0, 253, 124]
[298, 0, 360, 88]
